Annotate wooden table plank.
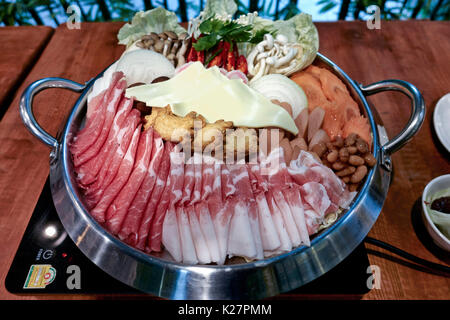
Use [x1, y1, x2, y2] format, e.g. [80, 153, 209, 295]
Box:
[0, 26, 54, 118]
[0, 21, 449, 300]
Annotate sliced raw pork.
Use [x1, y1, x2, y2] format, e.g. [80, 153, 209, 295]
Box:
[118, 133, 164, 245]
[76, 96, 133, 187]
[105, 128, 154, 234]
[70, 72, 123, 157]
[90, 124, 141, 223]
[135, 142, 172, 251]
[73, 77, 127, 167]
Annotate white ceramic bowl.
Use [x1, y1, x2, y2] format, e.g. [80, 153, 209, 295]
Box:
[421, 174, 450, 251]
[433, 92, 450, 153]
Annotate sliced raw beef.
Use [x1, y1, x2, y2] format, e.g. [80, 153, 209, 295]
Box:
[84, 109, 141, 207]
[76, 96, 133, 187]
[70, 72, 123, 156]
[90, 124, 141, 223]
[73, 77, 127, 167]
[118, 133, 164, 245]
[135, 142, 172, 251]
[105, 127, 154, 234]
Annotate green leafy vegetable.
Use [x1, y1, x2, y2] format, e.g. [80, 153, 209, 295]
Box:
[117, 7, 187, 47]
[193, 17, 271, 52]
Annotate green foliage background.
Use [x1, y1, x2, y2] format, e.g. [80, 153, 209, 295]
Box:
[0, 0, 448, 26]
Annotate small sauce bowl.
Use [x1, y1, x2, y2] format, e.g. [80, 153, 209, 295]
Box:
[422, 174, 450, 251]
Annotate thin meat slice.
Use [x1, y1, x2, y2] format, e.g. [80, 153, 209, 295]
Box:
[180, 155, 195, 206]
[160, 148, 185, 261]
[90, 124, 141, 224]
[73, 77, 127, 167]
[175, 206, 198, 264]
[84, 109, 141, 206]
[284, 187, 310, 246]
[246, 163, 280, 252]
[189, 152, 203, 205]
[136, 142, 172, 251]
[300, 182, 330, 220]
[195, 201, 220, 263]
[118, 133, 164, 246]
[161, 205, 182, 262]
[303, 202, 322, 235]
[186, 205, 211, 264]
[271, 190, 301, 247]
[75, 96, 133, 187]
[194, 155, 220, 263]
[227, 198, 257, 260]
[209, 162, 232, 264]
[70, 72, 123, 157]
[105, 128, 154, 235]
[265, 193, 292, 254]
[227, 162, 261, 260]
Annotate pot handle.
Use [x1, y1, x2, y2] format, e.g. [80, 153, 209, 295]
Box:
[20, 77, 87, 149]
[359, 80, 425, 168]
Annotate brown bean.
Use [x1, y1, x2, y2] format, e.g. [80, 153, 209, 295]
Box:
[339, 147, 349, 163]
[345, 133, 358, 146]
[326, 142, 334, 150]
[348, 183, 359, 192]
[364, 153, 376, 167]
[332, 161, 347, 171]
[341, 176, 350, 184]
[347, 146, 358, 154]
[349, 155, 365, 166]
[327, 149, 339, 163]
[350, 165, 368, 183]
[336, 166, 356, 177]
[333, 136, 344, 148]
[356, 138, 369, 154]
[311, 142, 327, 158]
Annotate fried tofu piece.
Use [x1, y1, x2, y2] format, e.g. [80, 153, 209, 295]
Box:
[144, 106, 203, 143]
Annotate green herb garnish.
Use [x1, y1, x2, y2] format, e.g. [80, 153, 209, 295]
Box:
[193, 17, 272, 51]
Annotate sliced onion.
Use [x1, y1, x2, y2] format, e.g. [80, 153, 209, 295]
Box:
[249, 74, 308, 119]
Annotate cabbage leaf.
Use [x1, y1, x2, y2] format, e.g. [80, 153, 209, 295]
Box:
[118, 7, 187, 47]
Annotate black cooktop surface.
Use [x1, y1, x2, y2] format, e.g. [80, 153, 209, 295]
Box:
[5, 179, 371, 296]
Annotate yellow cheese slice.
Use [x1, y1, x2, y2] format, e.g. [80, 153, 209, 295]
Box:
[125, 61, 298, 135]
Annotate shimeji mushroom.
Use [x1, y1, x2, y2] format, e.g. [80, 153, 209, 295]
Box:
[247, 33, 301, 81]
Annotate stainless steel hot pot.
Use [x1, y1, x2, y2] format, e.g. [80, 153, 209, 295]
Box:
[20, 53, 425, 299]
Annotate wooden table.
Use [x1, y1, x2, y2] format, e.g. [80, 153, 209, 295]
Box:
[0, 26, 53, 118]
[0, 21, 449, 300]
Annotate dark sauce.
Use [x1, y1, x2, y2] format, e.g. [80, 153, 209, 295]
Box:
[431, 196, 450, 214]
